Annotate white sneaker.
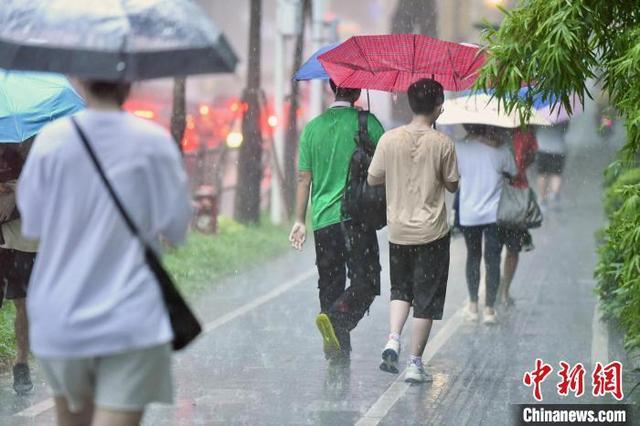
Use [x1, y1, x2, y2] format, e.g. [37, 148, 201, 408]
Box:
[483, 310, 498, 325]
[404, 362, 432, 384]
[465, 306, 479, 322]
[379, 339, 401, 374]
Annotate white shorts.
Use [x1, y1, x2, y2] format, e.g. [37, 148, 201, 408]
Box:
[38, 343, 173, 413]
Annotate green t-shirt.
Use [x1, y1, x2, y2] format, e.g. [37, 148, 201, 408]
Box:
[298, 106, 385, 231]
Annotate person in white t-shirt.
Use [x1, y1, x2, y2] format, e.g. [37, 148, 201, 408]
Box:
[455, 124, 517, 325]
[17, 80, 192, 426]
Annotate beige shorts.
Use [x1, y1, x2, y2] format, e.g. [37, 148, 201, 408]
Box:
[38, 343, 173, 413]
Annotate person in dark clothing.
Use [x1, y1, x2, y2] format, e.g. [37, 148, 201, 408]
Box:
[0, 139, 37, 395]
[289, 81, 384, 362]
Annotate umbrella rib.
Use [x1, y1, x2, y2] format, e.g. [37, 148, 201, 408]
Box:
[460, 49, 484, 85]
[447, 48, 460, 92]
[353, 37, 374, 75]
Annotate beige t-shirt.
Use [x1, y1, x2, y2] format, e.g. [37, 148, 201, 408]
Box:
[369, 124, 459, 245]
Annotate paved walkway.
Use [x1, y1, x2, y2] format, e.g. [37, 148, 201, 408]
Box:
[0, 142, 631, 425]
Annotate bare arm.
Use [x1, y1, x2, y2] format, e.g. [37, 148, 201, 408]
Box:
[294, 171, 311, 223]
[444, 180, 459, 193]
[289, 171, 311, 250]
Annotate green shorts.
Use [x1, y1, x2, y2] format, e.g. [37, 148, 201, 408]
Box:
[38, 343, 173, 413]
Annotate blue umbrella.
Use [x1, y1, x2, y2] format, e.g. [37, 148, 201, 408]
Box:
[0, 69, 84, 142]
[294, 43, 340, 81]
[514, 88, 582, 124]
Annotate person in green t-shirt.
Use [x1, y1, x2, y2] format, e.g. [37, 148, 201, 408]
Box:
[289, 80, 385, 363]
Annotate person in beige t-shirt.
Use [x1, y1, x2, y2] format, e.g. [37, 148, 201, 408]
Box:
[368, 78, 459, 383]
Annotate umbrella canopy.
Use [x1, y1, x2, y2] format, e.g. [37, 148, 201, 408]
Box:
[521, 88, 583, 124]
[0, 0, 238, 81]
[294, 43, 339, 81]
[318, 34, 485, 92]
[438, 93, 550, 128]
[0, 69, 84, 142]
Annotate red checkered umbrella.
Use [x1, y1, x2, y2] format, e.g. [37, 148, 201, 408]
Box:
[318, 34, 485, 92]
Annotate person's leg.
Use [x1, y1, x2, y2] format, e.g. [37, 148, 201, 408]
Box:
[380, 243, 411, 374]
[328, 221, 380, 356]
[537, 174, 549, 203]
[313, 224, 347, 357]
[409, 319, 433, 358]
[314, 224, 346, 313]
[500, 248, 519, 305]
[91, 408, 143, 426]
[483, 225, 502, 317]
[53, 396, 94, 426]
[14, 298, 29, 364]
[389, 300, 411, 336]
[462, 226, 482, 315]
[405, 235, 450, 383]
[7, 251, 34, 394]
[549, 174, 563, 196]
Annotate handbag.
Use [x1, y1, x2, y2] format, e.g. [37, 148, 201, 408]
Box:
[342, 110, 387, 230]
[497, 181, 543, 229]
[71, 117, 202, 351]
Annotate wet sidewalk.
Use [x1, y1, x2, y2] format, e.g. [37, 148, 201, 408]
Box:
[0, 143, 631, 425]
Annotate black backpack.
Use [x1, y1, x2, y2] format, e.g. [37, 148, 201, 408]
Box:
[342, 111, 387, 230]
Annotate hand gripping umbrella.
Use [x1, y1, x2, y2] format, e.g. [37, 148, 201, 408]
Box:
[318, 34, 485, 92]
[0, 69, 84, 142]
[0, 0, 238, 81]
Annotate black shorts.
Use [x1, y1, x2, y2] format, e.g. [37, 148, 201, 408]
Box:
[498, 227, 532, 253]
[0, 249, 35, 305]
[389, 234, 450, 320]
[536, 152, 566, 175]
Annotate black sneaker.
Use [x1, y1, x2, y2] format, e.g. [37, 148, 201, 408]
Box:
[13, 363, 33, 395]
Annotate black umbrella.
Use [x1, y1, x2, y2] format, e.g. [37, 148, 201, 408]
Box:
[0, 0, 238, 81]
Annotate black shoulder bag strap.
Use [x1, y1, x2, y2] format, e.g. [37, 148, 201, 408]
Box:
[71, 118, 139, 238]
[357, 110, 375, 155]
[70, 117, 201, 350]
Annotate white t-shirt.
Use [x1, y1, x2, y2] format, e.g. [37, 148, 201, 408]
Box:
[455, 137, 517, 226]
[17, 110, 192, 358]
[535, 125, 567, 154]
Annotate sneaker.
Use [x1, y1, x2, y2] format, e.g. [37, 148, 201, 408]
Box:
[316, 313, 341, 359]
[464, 306, 479, 322]
[13, 363, 33, 395]
[404, 362, 432, 384]
[483, 309, 499, 325]
[379, 339, 401, 374]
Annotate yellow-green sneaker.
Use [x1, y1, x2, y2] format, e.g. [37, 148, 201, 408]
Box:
[315, 313, 341, 359]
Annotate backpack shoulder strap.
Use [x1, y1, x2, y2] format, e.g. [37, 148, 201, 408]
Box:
[357, 110, 369, 146]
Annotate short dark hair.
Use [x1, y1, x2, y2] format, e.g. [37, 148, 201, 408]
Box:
[329, 79, 361, 100]
[407, 78, 444, 115]
[84, 80, 132, 106]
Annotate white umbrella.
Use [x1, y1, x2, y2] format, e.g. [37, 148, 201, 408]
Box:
[438, 93, 550, 128]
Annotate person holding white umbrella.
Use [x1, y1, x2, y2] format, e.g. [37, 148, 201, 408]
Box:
[455, 124, 517, 324]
